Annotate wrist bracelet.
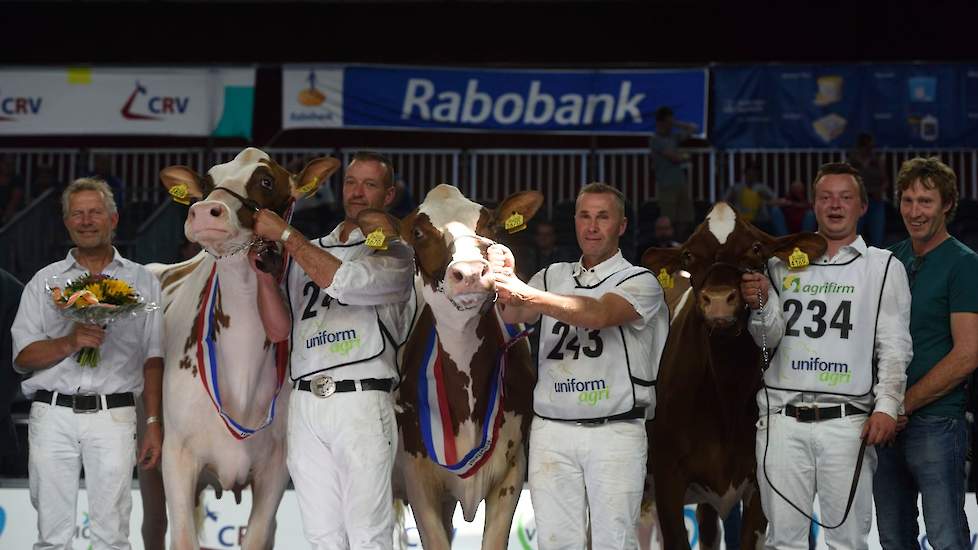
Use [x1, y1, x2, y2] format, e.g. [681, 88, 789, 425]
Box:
[280, 227, 292, 243]
[146, 416, 160, 426]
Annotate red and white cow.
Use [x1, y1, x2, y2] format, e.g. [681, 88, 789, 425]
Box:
[640, 202, 825, 550]
[152, 148, 339, 550]
[396, 184, 542, 548]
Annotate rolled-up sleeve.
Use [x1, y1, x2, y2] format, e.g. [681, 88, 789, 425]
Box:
[873, 256, 912, 419]
[325, 241, 415, 306]
[610, 271, 664, 331]
[10, 275, 46, 374]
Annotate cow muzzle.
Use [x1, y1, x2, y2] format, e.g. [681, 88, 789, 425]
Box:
[699, 287, 742, 328]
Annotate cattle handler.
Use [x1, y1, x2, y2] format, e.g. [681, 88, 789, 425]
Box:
[253, 152, 414, 550]
[490, 182, 668, 550]
[743, 162, 912, 549]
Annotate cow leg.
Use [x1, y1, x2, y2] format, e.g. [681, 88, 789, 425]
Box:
[403, 467, 452, 550]
[239, 448, 290, 550]
[653, 461, 691, 550]
[162, 442, 201, 550]
[697, 505, 721, 550]
[481, 451, 526, 549]
[739, 488, 767, 550]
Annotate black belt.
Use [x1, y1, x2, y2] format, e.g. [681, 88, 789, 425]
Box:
[545, 407, 645, 426]
[783, 403, 868, 423]
[295, 377, 395, 395]
[34, 390, 135, 413]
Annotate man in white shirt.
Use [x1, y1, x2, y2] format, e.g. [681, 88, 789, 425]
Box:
[12, 177, 163, 550]
[742, 162, 912, 549]
[489, 182, 668, 550]
[252, 152, 414, 550]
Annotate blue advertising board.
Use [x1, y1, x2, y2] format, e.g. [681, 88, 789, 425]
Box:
[713, 64, 978, 148]
[283, 65, 707, 135]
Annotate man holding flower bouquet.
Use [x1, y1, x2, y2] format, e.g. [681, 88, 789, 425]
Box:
[11, 177, 164, 549]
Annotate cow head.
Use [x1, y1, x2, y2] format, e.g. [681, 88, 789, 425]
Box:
[642, 202, 825, 330]
[400, 184, 543, 318]
[160, 147, 341, 259]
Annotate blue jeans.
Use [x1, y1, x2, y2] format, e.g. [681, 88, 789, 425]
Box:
[873, 415, 970, 550]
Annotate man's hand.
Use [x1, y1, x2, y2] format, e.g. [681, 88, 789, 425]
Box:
[67, 323, 105, 353]
[253, 209, 288, 242]
[487, 243, 535, 306]
[138, 423, 162, 470]
[740, 272, 769, 310]
[487, 243, 516, 275]
[862, 411, 897, 446]
[895, 414, 909, 433]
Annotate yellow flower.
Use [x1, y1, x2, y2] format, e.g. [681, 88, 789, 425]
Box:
[83, 283, 104, 302]
[102, 279, 134, 300]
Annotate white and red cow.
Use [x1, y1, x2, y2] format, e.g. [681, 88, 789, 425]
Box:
[640, 202, 825, 550]
[152, 147, 340, 550]
[396, 184, 543, 548]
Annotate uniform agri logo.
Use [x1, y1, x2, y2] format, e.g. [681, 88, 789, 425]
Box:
[0, 89, 43, 121]
[782, 275, 854, 296]
[121, 81, 190, 120]
[553, 377, 611, 406]
[305, 328, 361, 356]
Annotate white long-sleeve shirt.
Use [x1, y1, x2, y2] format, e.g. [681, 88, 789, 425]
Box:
[748, 236, 912, 419]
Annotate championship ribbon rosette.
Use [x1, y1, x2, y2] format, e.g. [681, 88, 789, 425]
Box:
[46, 273, 158, 368]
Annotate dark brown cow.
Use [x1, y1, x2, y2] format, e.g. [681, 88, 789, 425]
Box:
[641, 202, 825, 550]
[395, 184, 542, 549]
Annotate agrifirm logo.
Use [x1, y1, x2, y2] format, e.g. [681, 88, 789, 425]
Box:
[782, 275, 854, 296]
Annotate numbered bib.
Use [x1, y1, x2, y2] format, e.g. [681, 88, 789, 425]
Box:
[766, 252, 893, 396]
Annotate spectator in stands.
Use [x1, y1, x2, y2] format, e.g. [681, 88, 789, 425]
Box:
[84, 154, 126, 207]
[779, 180, 813, 234]
[650, 106, 696, 240]
[635, 215, 682, 262]
[389, 179, 417, 219]
[0, 267, 24, 476]
[849, 133, 889, 247]
[523, 220, 578, 279]
[0, 155, 26, 225]
[724, 162, 789, 235]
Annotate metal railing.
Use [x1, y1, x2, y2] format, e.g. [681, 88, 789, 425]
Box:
[0, 189, 67, 282]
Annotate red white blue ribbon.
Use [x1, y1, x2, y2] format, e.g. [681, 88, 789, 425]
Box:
[418, 307, 528, 478]
[196, 264, 289, 440]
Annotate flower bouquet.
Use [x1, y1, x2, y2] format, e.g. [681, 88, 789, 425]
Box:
[46, 273, 158, 367]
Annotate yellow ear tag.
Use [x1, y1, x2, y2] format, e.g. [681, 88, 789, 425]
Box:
[169, 183, 190, 205]
[504, 212, 526, 234]
[365, 228, 388, 251]
[657, 268, 675, 289]
[788, 247, 810, 270]
[296, 176, 318, 198]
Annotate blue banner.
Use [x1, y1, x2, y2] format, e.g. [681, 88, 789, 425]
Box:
[283, 65, 707, 135]
[713, 64, 978, 148]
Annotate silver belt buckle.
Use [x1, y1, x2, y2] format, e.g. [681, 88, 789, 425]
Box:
[310, 375, 336, 398]
[72, 393, 100, 413]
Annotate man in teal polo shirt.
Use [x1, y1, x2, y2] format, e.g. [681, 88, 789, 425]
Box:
[873, 157, 978, 550]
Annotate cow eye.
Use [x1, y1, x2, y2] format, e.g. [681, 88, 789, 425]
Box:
[260, 177, 273, 190]
[680, 249, 693, 268]
[413, 227, 425, 240]
[752, 242, 763, 255]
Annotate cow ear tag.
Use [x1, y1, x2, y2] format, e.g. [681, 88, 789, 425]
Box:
[296, 176, 318, 198]
[169, 183, 191, 205]
[504, 212, 526, 234]
[657, 268, 675, 289]
[365, 228, 388, 251]
[788, 247, 810, 270]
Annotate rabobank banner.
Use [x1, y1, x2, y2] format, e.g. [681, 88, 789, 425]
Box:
[0, 67, 254, 137]
[283, 65, 707, 135]
[713, 63, 978, 148]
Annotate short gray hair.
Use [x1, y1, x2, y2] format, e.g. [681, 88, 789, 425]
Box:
[576, 182, 626, 218]
[62, 177, 117, 219]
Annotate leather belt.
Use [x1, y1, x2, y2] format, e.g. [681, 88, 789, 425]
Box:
[295, 377, 395, 398]
[542, 407, 646, 426]
[783, 403, 868, 423]
[34, 390, 135, 413]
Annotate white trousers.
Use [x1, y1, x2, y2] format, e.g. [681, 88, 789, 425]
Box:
[28, 401, 137, 550]
[287, 389, 397, 550]
[755, 410, 877, 550]
[528, 417, 647, 550]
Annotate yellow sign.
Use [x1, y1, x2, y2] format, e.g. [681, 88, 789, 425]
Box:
[657, 268, 675, 289]
[365, 228, 388, 251]
[67, 67, 92, 85]
[504, 212, 526, 234]
[296, 176, 318, 198]
[169, 184, 190, 205]
[788, 247, 810, 270]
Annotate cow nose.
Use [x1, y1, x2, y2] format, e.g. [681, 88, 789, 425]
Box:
[700, 287, 741, 322]
[449, 261, 489, 284]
